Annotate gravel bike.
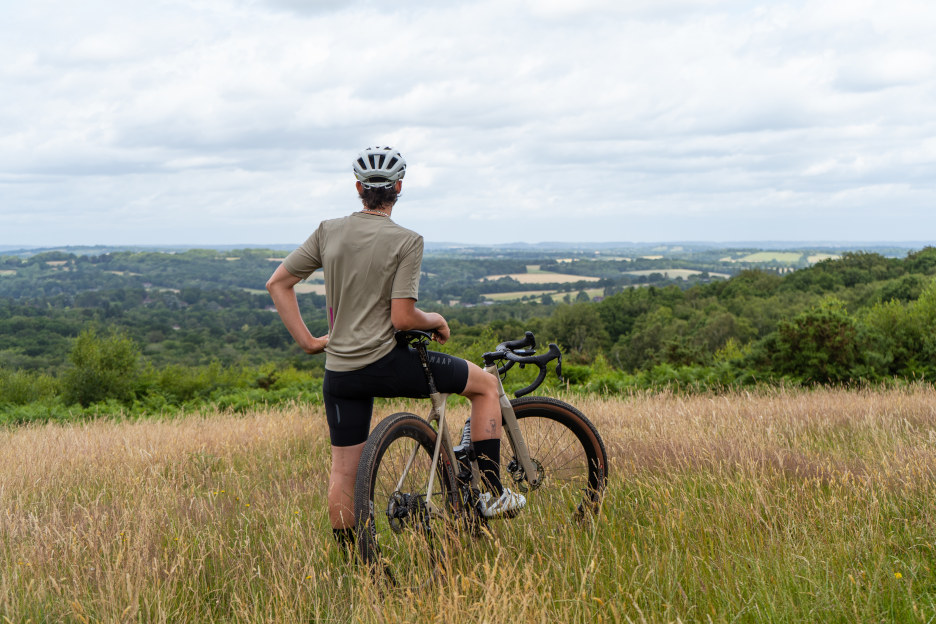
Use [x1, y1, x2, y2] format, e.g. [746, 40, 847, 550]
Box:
[352, 330, 608, 584]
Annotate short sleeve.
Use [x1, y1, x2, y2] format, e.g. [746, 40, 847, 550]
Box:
[390, 235, 423, 300]
[282, 226, 323, 279]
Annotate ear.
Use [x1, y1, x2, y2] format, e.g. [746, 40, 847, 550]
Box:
[355, 181, 363, 193]
[394, 180, 403, 192]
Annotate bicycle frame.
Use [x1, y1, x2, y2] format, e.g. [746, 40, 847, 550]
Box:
[397, 364, 541, 518]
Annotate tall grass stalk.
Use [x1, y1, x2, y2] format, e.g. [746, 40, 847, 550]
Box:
[2, 387, 936, 622]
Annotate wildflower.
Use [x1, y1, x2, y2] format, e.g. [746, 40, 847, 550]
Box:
[895, 572, 903, 579]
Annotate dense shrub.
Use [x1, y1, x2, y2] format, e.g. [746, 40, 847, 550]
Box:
[63, 328, 141, 406]
[0, 368, 60, 405]
[770, 299, 865, 383]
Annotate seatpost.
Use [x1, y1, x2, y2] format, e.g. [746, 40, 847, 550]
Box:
[413, 341, 439, 395]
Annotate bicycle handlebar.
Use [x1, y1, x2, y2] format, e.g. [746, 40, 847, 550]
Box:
[396, 329, 563, 398]
[482, 332, 563, 398]
[497, 331, 536, 353]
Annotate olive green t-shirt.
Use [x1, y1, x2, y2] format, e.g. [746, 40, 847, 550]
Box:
[282, 212, 423, 371]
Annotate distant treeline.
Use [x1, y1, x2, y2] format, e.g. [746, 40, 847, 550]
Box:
[2, 247, 936, 423]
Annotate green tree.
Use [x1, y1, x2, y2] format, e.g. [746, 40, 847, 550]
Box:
[770, 298, 864, 383]
[460, 288, 482, 305]
[63, 328, 141, 406]
[544, 303, 610, 359]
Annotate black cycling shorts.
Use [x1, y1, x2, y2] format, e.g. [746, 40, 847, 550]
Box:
[322, 343, 469, 447]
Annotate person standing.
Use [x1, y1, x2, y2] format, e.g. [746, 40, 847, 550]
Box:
[266, 146, 525, 551]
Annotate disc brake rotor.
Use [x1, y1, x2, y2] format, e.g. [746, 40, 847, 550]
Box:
[506, 458, 544, 492]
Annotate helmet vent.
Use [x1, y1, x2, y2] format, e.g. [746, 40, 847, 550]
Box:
[353, 146, 406, 185]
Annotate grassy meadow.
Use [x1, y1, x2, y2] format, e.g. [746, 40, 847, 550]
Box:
[2, 388, 936, 622]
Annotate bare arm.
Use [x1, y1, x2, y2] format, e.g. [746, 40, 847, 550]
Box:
[266, 263, 328, 354]
[390, 298, 450, 344]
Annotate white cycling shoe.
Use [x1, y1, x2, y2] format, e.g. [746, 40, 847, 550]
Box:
[478, 487, 526, 519]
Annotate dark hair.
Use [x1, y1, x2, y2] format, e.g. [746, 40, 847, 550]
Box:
[358, 185, 400, 211]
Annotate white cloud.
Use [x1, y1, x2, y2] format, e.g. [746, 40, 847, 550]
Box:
[1, 0, 935, 245]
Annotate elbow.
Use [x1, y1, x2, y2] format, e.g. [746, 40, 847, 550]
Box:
[390, 298, 420, 331]
[391, 309, 417, 331]
[266, 273, 284, 295]
[391, 315, 413, 331]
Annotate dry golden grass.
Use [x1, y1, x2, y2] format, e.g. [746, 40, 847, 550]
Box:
[3, 387, 936, 622]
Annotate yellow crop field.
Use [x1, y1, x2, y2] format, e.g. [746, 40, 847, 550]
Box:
[245, 282, 325, 296]
[625, 269, 730, 279]
[481, 288, 605, 301]
[3, 387, 934, 622]
[808, 253, 841, 263]
[294, 283, 327, 295]
[0, 270, 16, 276]
[724, 252, 803, 263]
[481, 272, 601, 284]
[480, 289, 557, 301]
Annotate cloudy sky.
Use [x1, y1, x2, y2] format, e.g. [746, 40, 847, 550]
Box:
[2, 0, 935, 247]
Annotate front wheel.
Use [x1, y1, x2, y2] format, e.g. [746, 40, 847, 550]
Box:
[503, 396, 608, 521]
[353, 412, 459, 585]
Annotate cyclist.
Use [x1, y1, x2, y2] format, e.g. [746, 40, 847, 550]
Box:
[266, 146, 525, 552]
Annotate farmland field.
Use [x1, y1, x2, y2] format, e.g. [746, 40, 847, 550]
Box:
[293, 282, 327, 295]
[721, 252, 803, 263]
[480, 289, 557, 301]
[808, 253, 841, 263]
[481, 287, 605, 301]
[624, 269, 731, 279]
[3, 387, 935, 622]
[481, 272, 601, 284]
[243, 281, 326, 296]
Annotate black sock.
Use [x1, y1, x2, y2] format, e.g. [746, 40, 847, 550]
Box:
[333, 527, 355, 552]
[473, 438, 503, 496]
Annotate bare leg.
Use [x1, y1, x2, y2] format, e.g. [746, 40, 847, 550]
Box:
[460, 361, 500, 441]
[328, 441, 365, 529]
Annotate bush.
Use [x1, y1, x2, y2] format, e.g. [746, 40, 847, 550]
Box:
[0, 368, 60, 405]
[63, 328, 141, 406]
[770, 298, 865, 384]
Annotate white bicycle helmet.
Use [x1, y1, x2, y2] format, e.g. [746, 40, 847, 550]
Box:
[353, 146, 407, 189]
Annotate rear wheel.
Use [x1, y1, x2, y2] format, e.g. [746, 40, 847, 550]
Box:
[502, 396, 608, 522]
[353, 412, 459, 585]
